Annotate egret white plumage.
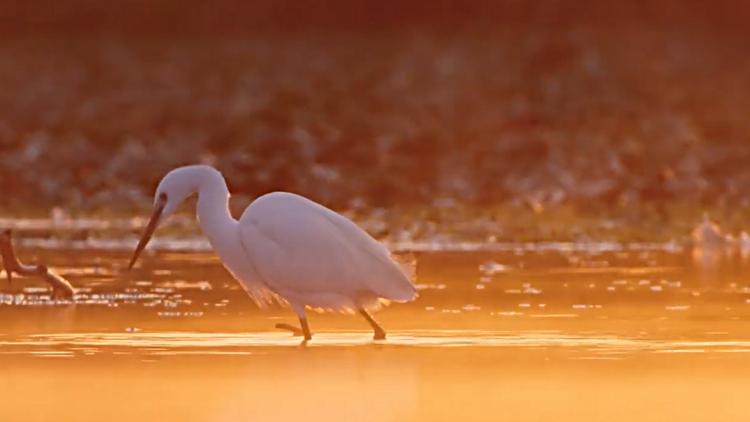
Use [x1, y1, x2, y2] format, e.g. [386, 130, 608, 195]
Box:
[128, 165, 416, 340]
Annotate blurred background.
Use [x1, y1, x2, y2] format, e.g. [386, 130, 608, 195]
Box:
[6, 5, 750, 419]
[1, 0, 750, 239]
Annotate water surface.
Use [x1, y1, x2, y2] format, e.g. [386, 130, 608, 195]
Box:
[2, 245, 750, 421]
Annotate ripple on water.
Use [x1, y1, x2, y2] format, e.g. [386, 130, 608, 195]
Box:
[1, 331, 750, 357]
[3, 242, 750, 365]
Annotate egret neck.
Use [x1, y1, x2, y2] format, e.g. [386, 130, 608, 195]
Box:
[194, 170, 242, 265]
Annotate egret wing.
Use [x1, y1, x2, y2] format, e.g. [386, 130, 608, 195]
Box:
[237, 192, 415, 311]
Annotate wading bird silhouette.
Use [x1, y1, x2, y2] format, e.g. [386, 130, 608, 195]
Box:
[128, 165, 416, 341]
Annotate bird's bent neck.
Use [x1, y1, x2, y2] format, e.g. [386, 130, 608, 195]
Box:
[194, 171, 239, 258]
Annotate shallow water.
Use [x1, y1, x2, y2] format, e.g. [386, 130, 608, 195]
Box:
[2, 245, 750, 421]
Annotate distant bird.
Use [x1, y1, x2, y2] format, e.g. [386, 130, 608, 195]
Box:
[691, 213, 733, 248]
[739, 231, 750, 252]
[128, 165, 416, 340]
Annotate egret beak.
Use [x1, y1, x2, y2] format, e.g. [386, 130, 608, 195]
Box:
[128, 195, 167, 270]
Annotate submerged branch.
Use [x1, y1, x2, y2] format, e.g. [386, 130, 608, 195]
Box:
[0, 230, 75, 299]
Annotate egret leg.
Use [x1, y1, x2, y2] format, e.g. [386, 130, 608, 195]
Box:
[299, 317, 312, 341]
[275, 317, 312, 340]
[277, 303, 313, 341]
[359, 309, 386, 340]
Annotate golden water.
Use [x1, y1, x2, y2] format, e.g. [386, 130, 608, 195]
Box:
[2, 246, 750, 421]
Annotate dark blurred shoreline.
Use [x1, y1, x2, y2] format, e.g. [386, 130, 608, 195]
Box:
[3, 1, 750, 37]
[1, 1, 750, 216]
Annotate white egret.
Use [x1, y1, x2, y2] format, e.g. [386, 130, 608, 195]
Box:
[128, 165, 416, 340]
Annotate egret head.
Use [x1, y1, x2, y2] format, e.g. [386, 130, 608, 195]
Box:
[128, 167, 200, 269]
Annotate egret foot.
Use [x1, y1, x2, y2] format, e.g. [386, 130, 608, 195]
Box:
[275, 323, 304, 337]
[276, 319, 312, 340]
[373, 329, 386, 341]
[359, 309, 386, 340]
